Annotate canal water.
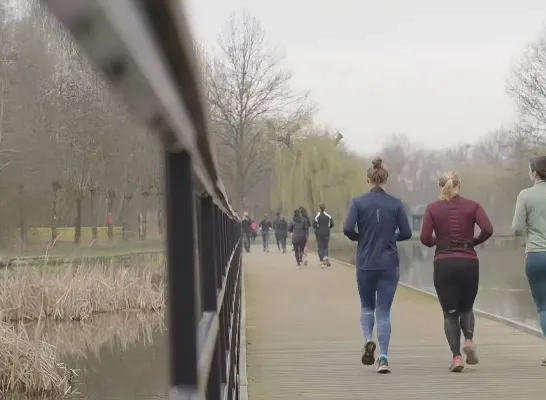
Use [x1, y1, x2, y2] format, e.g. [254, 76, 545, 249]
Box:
[328, 239, 539, 330]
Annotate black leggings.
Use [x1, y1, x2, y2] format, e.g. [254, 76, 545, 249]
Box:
[433, 258, 479, 357]
[293, 239, 307, 265]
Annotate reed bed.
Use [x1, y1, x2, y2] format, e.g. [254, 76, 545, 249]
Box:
[0, 260, 166, 322]
[0, 322, 73, 397]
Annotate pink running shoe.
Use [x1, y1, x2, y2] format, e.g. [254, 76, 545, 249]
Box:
[449, 356, 464, 372]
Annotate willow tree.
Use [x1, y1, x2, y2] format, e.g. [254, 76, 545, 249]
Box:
[272, 133, 367, 224]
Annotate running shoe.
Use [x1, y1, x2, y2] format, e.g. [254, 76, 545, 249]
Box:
[324, 256, 331, 267]
[449, 356, 464, 372]
[463, 341, 479, 365]
[541, 358, 546, 366]
[320, 261, 325, 269]
[376, 356, 391, 374]
[361, 340, 376, 366]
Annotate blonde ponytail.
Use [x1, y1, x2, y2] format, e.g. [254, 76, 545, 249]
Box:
[439, 172, 460, 201]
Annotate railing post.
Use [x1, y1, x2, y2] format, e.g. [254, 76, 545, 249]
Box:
[200, 195, 222, 400]
[164, 150, 199, 396]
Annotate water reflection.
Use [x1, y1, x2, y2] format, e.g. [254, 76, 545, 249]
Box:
[330, 241, 539, 330]
[27, 311, 168, 399]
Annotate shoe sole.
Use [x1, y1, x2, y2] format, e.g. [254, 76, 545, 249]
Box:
[449, 365, 464, 373]
[361, 341, 376, 366]
[463, 343, 479, 365]
[377, 366, 391, 374]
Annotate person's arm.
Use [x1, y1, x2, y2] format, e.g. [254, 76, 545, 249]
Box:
[512, 191, 526, 236]
[343, 200, 359, 241]
[312, 213, 319, 229]
[396, 202, 412, 241]
[287, 221, 294, 233]
[330, 215, 334, 228]
[419, 206, 436, 247]
[473, 204, 493, 245]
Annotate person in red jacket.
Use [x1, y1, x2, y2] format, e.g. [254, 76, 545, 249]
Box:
[420, 172, 493, 372]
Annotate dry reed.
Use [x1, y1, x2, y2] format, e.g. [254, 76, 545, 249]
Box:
[0, 322, 73, 397]
[0, 259, 166, 322]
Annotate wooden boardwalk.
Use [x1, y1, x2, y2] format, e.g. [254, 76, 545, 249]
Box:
[243, 246, 546, 399]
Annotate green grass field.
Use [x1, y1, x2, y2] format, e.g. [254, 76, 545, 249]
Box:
[0, 238, 165, 260]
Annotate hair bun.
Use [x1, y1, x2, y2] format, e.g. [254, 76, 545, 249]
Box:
[371, 157, 383, 169]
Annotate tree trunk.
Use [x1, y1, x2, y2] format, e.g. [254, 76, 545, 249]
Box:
[89, 187, 98, 241]
[51, 181, 62, 244]
[157, 193, 163, 236]
[18, 185, 27, 247]
[74, 195, 82, 245]
[140, 192, 150, 240]
[107, 189, 115, 240]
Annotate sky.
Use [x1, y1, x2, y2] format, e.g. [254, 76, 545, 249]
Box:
[184, 0, 546, 155]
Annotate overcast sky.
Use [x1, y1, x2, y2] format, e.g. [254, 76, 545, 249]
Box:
[185, 0, 546, 155]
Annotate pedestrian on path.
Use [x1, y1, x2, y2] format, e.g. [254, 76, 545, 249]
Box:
[343, 158, 412, 373]
[512, 156, 546, 366]
[421, 172, 493, 372]
[273, 214, 288, 252]
[241, 212, 253, 253]
[299, 206, 311, 265]
[313, 203, 334, 268]
[259, 214, 272, 252]
[288, 209, 309, 269]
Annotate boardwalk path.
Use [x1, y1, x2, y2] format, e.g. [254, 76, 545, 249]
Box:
[244, 246, 545, 399]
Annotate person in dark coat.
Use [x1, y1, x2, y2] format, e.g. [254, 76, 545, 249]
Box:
[288, 209, 309, 268]
[259, 214, 272, 252]
[273, 214, 289, 252]
[241, 212, 253, 253]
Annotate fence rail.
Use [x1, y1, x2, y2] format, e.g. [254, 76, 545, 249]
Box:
[41, 1, 243, 399]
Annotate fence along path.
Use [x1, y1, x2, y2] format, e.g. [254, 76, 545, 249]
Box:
[244, 247, 545, 399]
[41, 1, 242, 399]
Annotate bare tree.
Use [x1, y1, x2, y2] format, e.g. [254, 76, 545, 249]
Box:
[506, 28, 546, 144]
[206, 12, 310, 209]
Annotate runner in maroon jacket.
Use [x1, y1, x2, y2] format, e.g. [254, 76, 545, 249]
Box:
[420, 172, 493, 372]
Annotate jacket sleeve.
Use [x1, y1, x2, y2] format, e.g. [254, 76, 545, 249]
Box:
[343, 200, 359, 241]
[287, 221, 294, 233]
[512, 190, 526, 236]
[312, 218, 318, 229]
[396, 201, 412, 241]
[330, 216, 334, 228]
[419, 206, 435, 247]
[474, 204, 493, 245]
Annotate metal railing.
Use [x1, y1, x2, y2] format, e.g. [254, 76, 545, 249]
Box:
[41, 1, 243, 399]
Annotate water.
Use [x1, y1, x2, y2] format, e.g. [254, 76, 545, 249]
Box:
[27, 311, 169, 399]
[329, 240, 540, 330]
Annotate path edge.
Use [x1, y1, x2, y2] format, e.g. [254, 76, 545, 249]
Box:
[324, 253, 543, 339]
[238, 260, 249, 400]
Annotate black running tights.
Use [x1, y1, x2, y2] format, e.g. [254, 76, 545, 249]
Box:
[433, 258, 479, 357]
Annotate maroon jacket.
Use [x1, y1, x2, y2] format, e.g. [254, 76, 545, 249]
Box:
[420, 195, 493, 261]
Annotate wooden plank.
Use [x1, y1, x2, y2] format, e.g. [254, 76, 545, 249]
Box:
[244, 247, 546, 399]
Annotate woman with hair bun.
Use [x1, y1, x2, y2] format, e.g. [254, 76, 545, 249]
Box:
[343, 158, 412, 373]
[420, 172, 493, 372]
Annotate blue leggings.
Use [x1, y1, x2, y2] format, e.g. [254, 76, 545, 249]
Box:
[357, 268, 399, 357]
[526, 252, 546, 336]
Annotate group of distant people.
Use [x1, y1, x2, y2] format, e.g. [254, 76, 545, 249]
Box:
[241, 204, 334, 269]
[341, 155, 546, 374]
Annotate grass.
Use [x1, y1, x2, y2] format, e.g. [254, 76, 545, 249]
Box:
[0, 322, 73, 398]
[0, 238, 165, 260]
[0, 257, 166, 322]
[0, 253, 167, 398]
